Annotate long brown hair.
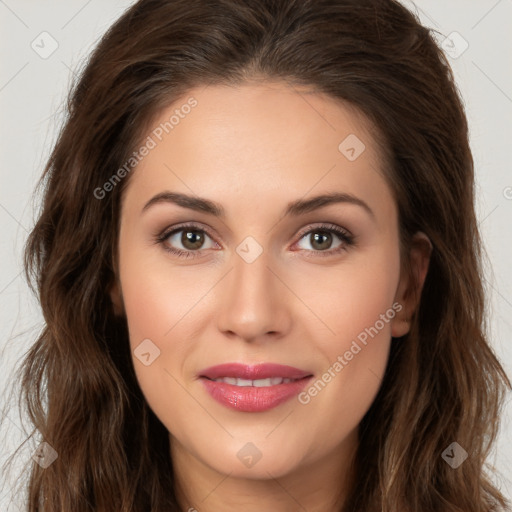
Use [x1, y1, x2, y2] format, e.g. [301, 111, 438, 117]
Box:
[5, 0, 510, 510]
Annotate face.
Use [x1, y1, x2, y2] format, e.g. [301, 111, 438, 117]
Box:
[111, 81, 428, 482]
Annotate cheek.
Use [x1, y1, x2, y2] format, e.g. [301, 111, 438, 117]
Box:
[119, 259, 209, 433]
[117, 241, 207, 399]
[294, 241, 400, 344]
[294, 245, 400, 427]
[118, 235, 208, 347]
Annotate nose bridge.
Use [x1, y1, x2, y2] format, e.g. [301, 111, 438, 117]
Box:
[216, 245, 290, 341]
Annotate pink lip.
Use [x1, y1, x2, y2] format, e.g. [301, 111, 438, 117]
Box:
[199, 362, 311, 380]
[199, 363, 313, 412]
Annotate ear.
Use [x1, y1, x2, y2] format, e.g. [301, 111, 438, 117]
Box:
[391, 231, 432, 338]
[108, 277, 125, 317]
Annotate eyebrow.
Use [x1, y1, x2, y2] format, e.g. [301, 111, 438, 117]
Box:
[142, 191, 375, 220]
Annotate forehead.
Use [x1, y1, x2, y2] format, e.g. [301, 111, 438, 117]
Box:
[122, 81, 394, 222]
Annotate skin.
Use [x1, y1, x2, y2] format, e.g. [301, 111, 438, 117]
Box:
[110, 81, 432, 512]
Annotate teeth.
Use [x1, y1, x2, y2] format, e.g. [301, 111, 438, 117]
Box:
[254, 378, 273, 387]
[212, 377, 295, 387]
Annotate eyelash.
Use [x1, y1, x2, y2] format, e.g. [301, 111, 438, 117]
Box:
[154, 222, 355, 260]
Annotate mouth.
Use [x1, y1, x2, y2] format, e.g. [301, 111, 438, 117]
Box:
[203, 376, 304, 387]
[199, 362, 312, 381]
[198, 363, 314, 412]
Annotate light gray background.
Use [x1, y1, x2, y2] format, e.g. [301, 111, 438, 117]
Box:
[1, 1, 511, 509]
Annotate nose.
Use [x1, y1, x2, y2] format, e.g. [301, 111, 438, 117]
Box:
[216, 248, 292, 343]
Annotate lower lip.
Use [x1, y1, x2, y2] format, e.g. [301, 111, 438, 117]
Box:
[200, 377, 312, 412]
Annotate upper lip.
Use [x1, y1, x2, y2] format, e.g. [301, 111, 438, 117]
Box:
[199, 363, 313, 380]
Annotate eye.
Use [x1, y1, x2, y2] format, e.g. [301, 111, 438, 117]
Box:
[155, 222, 355, 260]
[294, 223, 354, 257]
[156, 223, 218, 259]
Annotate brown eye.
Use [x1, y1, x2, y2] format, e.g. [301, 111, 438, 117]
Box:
[160, 225, 217, 256]
[297, 229, 343, 252]
[294, 223, 354, 258]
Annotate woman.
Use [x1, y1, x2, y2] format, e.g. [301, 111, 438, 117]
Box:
[11, 0, 511, 510]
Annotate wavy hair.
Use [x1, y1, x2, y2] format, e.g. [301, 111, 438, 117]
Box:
[5, 0, 510, 510]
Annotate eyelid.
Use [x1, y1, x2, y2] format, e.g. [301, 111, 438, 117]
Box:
[294, 222, 353, 240]
[157, 222, 220, 248]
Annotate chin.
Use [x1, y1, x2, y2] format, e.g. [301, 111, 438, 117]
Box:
[199, 437, 307, 479]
